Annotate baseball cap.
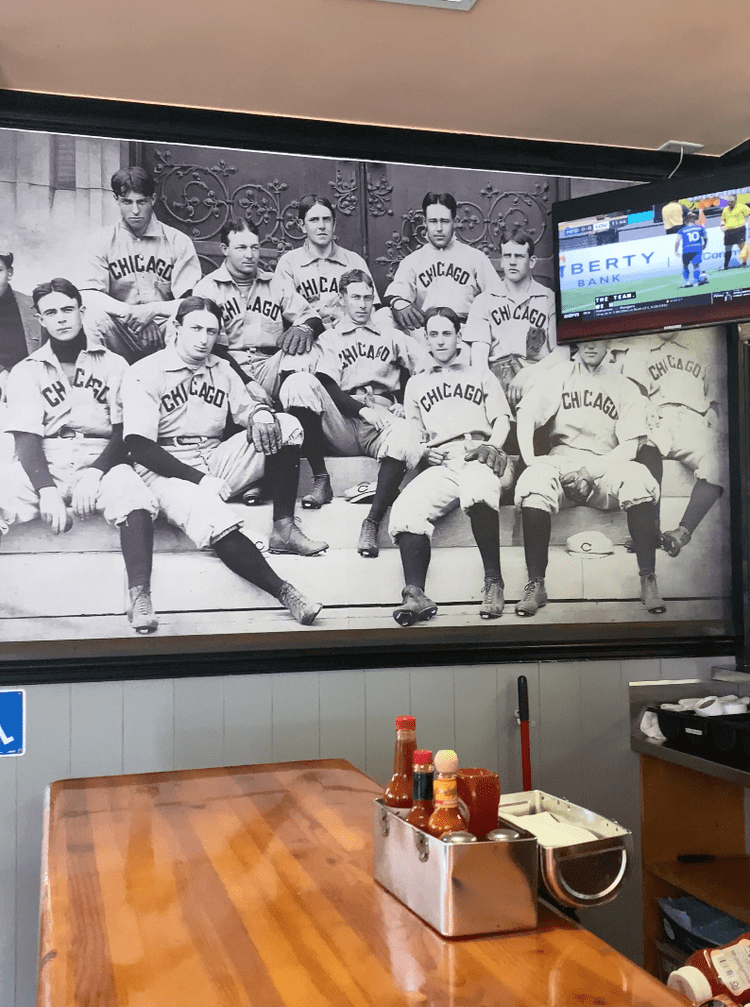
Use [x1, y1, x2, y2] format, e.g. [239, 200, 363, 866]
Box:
[566, 531, 614, 556]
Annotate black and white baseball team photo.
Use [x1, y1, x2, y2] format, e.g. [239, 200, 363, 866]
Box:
[0, 125, 733, 655]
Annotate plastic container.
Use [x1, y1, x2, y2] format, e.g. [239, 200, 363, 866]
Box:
[668, 932, 750, 1005]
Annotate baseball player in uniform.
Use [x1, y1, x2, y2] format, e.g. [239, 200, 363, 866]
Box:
[621, 330, 725, 558]
[121, 296, 326, 626]
[275, 194, 379, 327]
[280, 269, 427, 551]
[513, 339, 664, 617]
[463, 227, 564, 412]
[0, 278, 161, 633]
[388, 306, 513, 625]
[721, 194, 750, 270]
[674, 211, 708, 287]
[78, 167, 202, 365]
[383, 192, 500, 333]
[193, 218, 324, 400]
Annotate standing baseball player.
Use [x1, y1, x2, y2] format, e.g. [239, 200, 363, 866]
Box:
[463, 227, 563, 415]
[383, 192, 500, 332]
[388, 307, 513, 625]
[621, 330, 725, 558]
[721, 194, 750, 270]
[0, 278, 160, 633]
[275, 195, 379, 327]
[280, 269, 427, 547]
[193, 219, 324, 400]
[77, 167, 202, 364]
[674, 211, 708, 288]
[513, 339, 664, 617]
[121, 296, 326, 626]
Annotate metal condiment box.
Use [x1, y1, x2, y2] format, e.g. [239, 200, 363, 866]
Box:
[499, 790, 632, 910]
[373, 799, 538, 937]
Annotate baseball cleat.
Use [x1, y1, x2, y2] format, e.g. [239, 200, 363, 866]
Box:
[242, 485, 266, 506]
[302, 473, 333, 509]
[268, 517, 328, 556]
[278, 581, 322, 625]
[127, 585, 159, 634]
[661, 525, 692, 557]
[357, 517, 380, 557]
[640, 573, 666, 614]
[393, 585, 438, 627]
[515, 578, 547, 618]
[480, 577, 505, 619]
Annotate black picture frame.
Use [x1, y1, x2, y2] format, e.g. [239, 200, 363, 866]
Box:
[0, 90, 742, 683]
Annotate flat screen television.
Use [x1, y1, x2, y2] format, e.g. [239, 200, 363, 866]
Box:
[553, 164, 750, 341]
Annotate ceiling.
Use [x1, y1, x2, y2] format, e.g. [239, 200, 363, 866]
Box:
[3, 0, 750, 158]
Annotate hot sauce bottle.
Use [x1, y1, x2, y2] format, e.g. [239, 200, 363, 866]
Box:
[383, 716, 416, 808]
[406, 750, 434, 829]
[427, 750, 468, 839]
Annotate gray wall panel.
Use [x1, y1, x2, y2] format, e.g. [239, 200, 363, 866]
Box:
[537, 662, 584, 803]
[455, 664, 499, 774]
[364, 668, 411, 787]
[319, 670, 366, 771]
[70, 681, 124, 779]
[0, 751, 16, 1007]
[223, 673, 273, 767]
[122, 678, 175, 775]
[271, 672, 320, 763]
[174, 676, 225, 770]
[410, 667, 455, 760]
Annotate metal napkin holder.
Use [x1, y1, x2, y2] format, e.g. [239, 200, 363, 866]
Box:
[373, 799, 539, 937]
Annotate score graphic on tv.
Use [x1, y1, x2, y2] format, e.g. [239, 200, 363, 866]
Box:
[553, 171, 750, 340]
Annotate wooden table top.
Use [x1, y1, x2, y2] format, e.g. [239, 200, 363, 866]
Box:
[39, 758, 688, 1007]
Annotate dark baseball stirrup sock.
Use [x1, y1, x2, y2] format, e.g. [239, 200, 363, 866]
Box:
[119, 510, 154, 589]
[680, 478, 723, 533]
[212, 530, 285, 599]
[636, 443, 663, 531]
[287, 407, 327, 477]
[627, 502, 658, 576]
[468, 502, 502, 583]
[367, 458, 407, 524]
[264, 446, 301, 521]
[397, 532, 430, 591]
[521, 507, 550, 581]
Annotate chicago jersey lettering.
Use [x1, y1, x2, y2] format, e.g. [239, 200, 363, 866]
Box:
[621, 334, 715, 415]
[276, 242, 378, 326]
[385, 236, 500, 317]
[463, 280, 556, 364]
[317, 315, 429, 394]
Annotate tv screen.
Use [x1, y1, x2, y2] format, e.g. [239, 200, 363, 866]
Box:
[554, 165, 750, 341]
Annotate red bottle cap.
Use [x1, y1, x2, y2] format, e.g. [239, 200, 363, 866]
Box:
[413, 749, 433, 765]
[395, 716, 416, 730]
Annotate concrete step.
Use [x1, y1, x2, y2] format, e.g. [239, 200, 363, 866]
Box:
[0, 537, 730, 630]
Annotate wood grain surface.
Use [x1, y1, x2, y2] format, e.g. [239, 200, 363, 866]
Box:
[38, 758, 688, 1006]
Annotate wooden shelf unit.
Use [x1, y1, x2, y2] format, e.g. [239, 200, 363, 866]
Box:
[640, 751, 749, 976]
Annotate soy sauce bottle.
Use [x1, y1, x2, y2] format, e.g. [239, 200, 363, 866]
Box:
[406, 750, 434, 829]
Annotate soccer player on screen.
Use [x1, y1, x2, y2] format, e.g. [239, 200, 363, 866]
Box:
[674, 211, 708, 288]
[721, 195, 750, 270]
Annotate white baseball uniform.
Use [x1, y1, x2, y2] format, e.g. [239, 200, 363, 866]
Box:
[275, 241, 379, 326]
[621, 333, 725, 488]
[121, 346, 303, 549]
[193, 262, 320, 397]
[514, 357, 658, 514]
[384, 236, 500, 319]
[0, 340, 157, 527]
[78, 217, 202, 357]
[462, 279, 559, 396]
[280, 312, 427, 464]
[389, 346, 513, 539]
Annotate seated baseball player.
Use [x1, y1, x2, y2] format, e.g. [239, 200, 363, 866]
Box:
[462, 228, 566, 420]
[621, 330, 725, 558]
[0, 278, 161, 634]
[0, 250, 42, 399]
[192, 218, 325, 401]
[275, 194, 379, 327]
[77, 167, 202, 365]
[513, 338, 664, 617]
[383, 192, 500, 334]
[388, 306, 514, 625]
[280, 269, 427, 551]
[121, 296, 325, 626]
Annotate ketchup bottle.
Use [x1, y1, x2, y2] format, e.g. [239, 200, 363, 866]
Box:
[668, 932, 750, 1005]
[406, 750, 434, 830]
[427, 750, 468, 839]
[383, 716, 416, 808]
